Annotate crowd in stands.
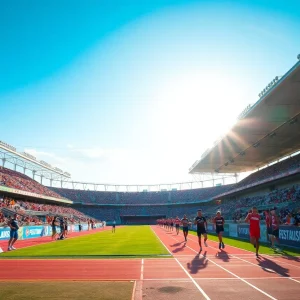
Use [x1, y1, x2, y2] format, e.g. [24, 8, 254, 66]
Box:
[75, 184, 300, 227]
[0, 167, 63, 199]
[220, 153, 300, 197]
[0, 194, 96, 227]
[51, 185, 233, 205]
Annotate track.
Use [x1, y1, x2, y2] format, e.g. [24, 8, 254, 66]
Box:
[1, 225, 300, 300]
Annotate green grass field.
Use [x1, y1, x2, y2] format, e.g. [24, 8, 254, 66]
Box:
[0, 226, 170, 258]
[187, 230, 300, 256]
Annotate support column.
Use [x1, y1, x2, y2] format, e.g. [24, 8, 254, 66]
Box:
[2, 158, 6, 167]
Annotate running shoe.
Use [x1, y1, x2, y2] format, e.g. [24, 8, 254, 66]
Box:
[11, 246, 16, 250]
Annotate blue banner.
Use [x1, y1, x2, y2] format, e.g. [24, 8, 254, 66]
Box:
[0, 227, 11, 240]
[23, 226, 48, 239]
[237, 224, 250, 239]
[279, 226, 300, 248]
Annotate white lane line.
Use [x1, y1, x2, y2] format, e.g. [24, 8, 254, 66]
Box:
[151, 227, 211, 300]
[141, 276, 300, 281]
[140, 259, 144, 280]
[205, 240, 300, 285]
[131, 280, 137, 300]
[166, 232, 277, 300]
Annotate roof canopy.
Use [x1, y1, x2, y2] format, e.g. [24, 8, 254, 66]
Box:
[190, 60, 300, 174]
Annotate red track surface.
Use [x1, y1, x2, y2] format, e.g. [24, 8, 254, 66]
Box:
[1, 225, 300, 300]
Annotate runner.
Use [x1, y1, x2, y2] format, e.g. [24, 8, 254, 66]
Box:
[194, 209, 208, 252]
[64, 217, 69, 237]
[264, 210, 272, 245]
[51, 216, 58, 240]
[112, 220, 116, 233]
[270, 207, 281, 251]
[245, 207, 260, 257]
[170, 219, 174, 231]
[7, 213, 19, 251]
[174, 216, 181, 235]
[181, 214, 190, 242]
[214, 211, 225, 249]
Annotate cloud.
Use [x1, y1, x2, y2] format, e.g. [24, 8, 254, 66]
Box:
[24, 148, 66, 165]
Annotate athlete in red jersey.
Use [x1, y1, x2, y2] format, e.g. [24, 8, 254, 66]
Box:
[270, 208, 281, 251]
[174, 217, 181, 235]
[245, 207, 261, 257]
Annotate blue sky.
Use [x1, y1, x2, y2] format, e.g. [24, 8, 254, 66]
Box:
[0, 0, 300, 186]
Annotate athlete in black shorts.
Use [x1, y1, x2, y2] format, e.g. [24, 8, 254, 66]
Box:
[194, 209, 208, 252]
[214, 211, 225, 249]
[181, 215, 190, 242]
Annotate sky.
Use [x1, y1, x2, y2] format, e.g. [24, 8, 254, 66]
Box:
[0, 0, 300, 187]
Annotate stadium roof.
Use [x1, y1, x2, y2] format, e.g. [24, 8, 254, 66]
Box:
[190, 58, 300, 174]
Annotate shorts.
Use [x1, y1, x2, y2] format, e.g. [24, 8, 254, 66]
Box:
[216, 226, 224, 234]
[60, 226, 64, 233]
[175, 224, 180, 228]
[64, 226, 68, 231]
[197, 228, 207, 236]
[267, 227, 273, 235]
[52, 227, 57, 234]
[171, 223, 174, 226]
[112, 225, 116, 228]
[10, 230, 18, 239]
[182, 226, 189, 232]
[272, 229, 279, 238]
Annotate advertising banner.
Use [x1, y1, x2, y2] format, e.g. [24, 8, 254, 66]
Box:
[23, 226, 47, 239]
[229, 224, 238, 237]
[0, 227, 11, 240]
[223, 224, 229, 237]
[237, 224, 250, 239]
[279, 226, 300, 248]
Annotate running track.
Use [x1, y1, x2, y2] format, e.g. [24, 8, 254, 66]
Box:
[0, 226, 300, 300]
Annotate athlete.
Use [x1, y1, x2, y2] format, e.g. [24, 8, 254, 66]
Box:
[181, 215, 190, 242]
[245, 207, 261, 257]
[170, 219, 174, 232]
[214, 211, 225, 249]
[264, 210, 272, 244]
[51, 216, 58, 240]
[174, 216, 181, 235]
[194, 209, 208, 251]
[7, 214, 19, 251]
[112, 220, 116, 233]
[270, 208, 281, 251]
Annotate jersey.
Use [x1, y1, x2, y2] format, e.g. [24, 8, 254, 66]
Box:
[195, 216, 206, 231]
[271, 215, 279, 230]
[175, 218, 181, 225]
[214, 216, 224, 227]
[10, 218, 19, 231]
[248, 213, 260, 237]
[265, 214, 271, 227]
[181, 218, 189, 227]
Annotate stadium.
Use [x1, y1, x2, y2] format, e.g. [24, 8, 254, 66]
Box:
[1, 1, 300, 298]
[0, 56, 300, 299]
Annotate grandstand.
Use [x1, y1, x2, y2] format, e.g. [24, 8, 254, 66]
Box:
[1, 58, 300, 228]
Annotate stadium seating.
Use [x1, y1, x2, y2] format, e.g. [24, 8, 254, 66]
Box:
[0, 194, 94, 226]
[223, 153, 300, 195]
[50, 185, 233, 205]
[0, 167, 63, 199]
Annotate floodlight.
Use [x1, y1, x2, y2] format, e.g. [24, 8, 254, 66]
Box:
[297, 54, 300, 60]
[275, 76, 278, 81]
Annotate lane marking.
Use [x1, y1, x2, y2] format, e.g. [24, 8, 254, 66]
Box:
[140, 259, 144, 280]
[151, 227, 211, 300]
[159, 227, 278, 300]
[203, 238, 300, 285]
